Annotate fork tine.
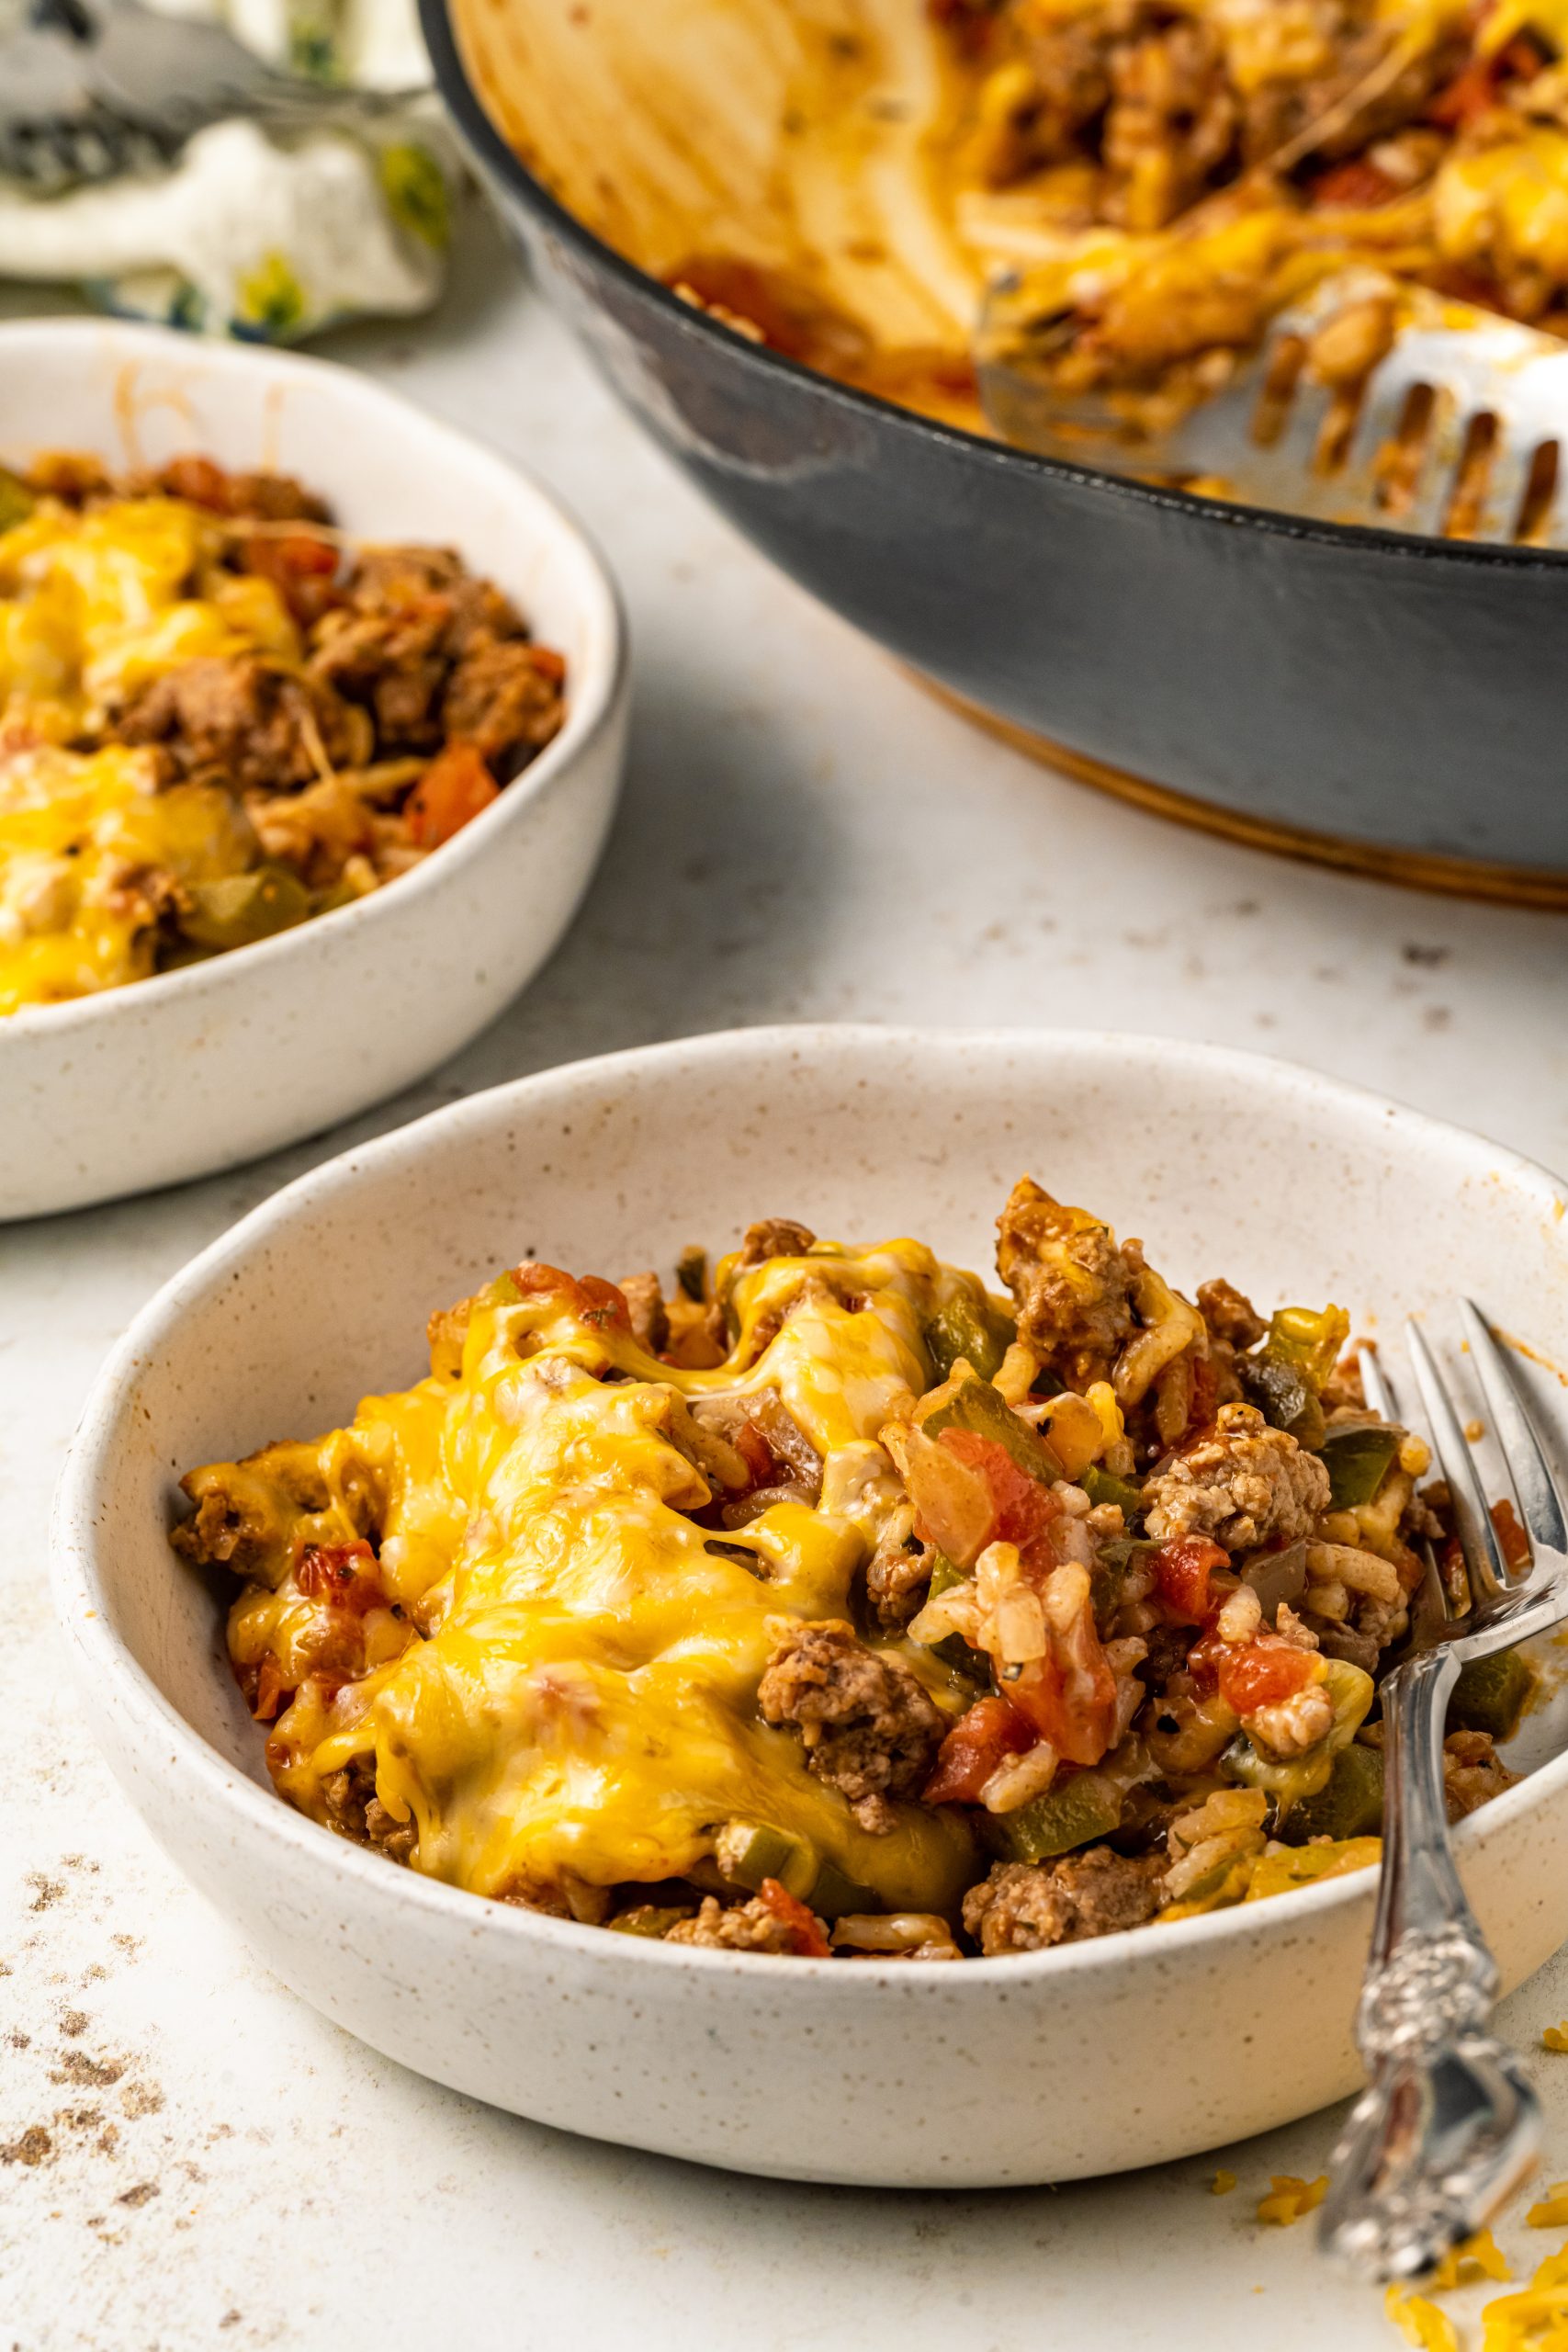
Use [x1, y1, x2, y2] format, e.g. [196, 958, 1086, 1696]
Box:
[1460, 1299, 1567, 1558]
[1405, 1318, 1511, 1601]
[1359, 1340, 1399, 1423]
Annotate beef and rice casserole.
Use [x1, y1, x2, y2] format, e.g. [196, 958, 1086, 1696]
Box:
[941, 0, 1568, 490]
[662, 2, 1568, 521]
[0, 453, 565, 1014]
[173, 1182, 1531, 1961]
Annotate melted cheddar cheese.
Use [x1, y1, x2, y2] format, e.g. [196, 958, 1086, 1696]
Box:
[0, 492, 296, 1015]
[197, 1240, 990, 1917]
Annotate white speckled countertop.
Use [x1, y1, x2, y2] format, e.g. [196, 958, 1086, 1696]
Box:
[6, 216, 1568, 2351]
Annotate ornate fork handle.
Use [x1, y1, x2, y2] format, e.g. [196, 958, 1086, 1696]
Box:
[1318, 1645, 1541, 2279]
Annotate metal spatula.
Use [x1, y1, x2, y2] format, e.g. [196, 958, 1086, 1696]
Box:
[979, 265, 1568, 548]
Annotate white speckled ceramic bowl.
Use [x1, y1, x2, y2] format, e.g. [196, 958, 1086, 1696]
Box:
[1, 320, 627, 1221]
[51, 1027, 1568, 2186]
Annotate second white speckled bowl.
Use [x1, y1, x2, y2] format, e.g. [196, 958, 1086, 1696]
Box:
[2, 320, 627, 1220]
[51, 1027, 1568, 2185]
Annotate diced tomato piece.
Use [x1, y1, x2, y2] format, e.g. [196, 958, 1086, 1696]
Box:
[937, 1429, 1061, 1561]
[1187, 1351, 1219, 1438]
[512, 1262, 631, 1337]
[1309, 157, 1402, 209]
[757, 1878, 831, 1957]
[734, 1419, 775, 1487]
[1430, 263, 1505, 309]
[276, 531, 336, 574]
[923, 1435, 1117, 1767]
[296, 1539, 386, 1615]
[252, 1653, 288, 1723]
[1492, 1497, 1531, 1573]
[1499, 35, 1548, 81]
[162, 454, 231, 512]
[1153, 1534, 1227, 1624]
[407, 741, 502, 850]
[577, 1274, 632, 1333]
[513, 1261, 581, 1305]
[907, 1432, 998, 1566]
[243, 528, 341, 623]
[1007, 1625, 1119, 1768]
[512, 1270, 620, 1326]
[927, 0, 1001, 59]
[1427, 56, 1499, 126]
[526, 645, 568, 684]
[1213, 1634, 1318, 1717]
[924, 1694, 1036, 1804]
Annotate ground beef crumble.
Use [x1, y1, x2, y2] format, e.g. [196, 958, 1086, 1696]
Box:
[963, 1849, 1167, 1954]
[758, 1620, 944, 1832]
[1442, 1729, 1521, 1820]
[320, 1759, 417, 1864]
[738, 1218, 817, 1267]
[1196, 1277, 1267, 1351]
[665, 1895, 826, 1953]
[618, 1272, 670, 1354]
[864, 1519, 932, 1630]
[118, 655, 370, 794]
[995, 1175, 1139, 1381]
[1144, 1401, 1331, 1549]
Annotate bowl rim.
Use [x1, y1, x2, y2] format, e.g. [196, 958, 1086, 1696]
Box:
[50, 1021, 1568, 1984]
[0, 314, 628, 1038]
[418, 0, 1568, 581]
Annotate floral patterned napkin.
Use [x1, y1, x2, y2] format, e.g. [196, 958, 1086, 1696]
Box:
[0, 0, 458, 340]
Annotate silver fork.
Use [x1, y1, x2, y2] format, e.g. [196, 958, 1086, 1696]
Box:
[0, 0, 420, 194]
[1318, 1305, 1568, 2280]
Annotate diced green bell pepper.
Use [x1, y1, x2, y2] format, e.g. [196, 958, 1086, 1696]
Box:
[807, 1856, 880, 1919]
[923, 1553, 989, 1680]
[923, 1296, 1008, 1385]
[1081, 1465, 1145, 1520]
[921, 1375, 1063, 1485]
[1239, 1354, 1326, 1451]
[1089, 1536, 1158, 1634]
[182, 865, 310, 951]
[1449, 1647, 1535, 1743]
[1264, 1305, 1351, 1395]
[607, 1905, 690, 1938]
[716, 1820, 809, 1896]
[715, 1821, 876, 1917]
[979, 1769, 1124, 1864]
[1322, 1424, 1402, 1510]
[1275, 1740, 1384, 1844]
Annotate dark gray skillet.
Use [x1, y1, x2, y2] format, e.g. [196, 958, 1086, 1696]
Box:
[422, 0, 1568, 893]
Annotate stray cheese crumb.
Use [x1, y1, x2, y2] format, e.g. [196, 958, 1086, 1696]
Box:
[1211, 2170, 1237, 2196]
[1257, 2174, 1328, 2226]
[1529, 2186, 1568, 2230]
[1428, 2227, 1511, 2289]
[1543, 2024, 1568, 2052]
[1383, 2286, 1458, 2351]
[1478, 2242, 1568, 2346]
